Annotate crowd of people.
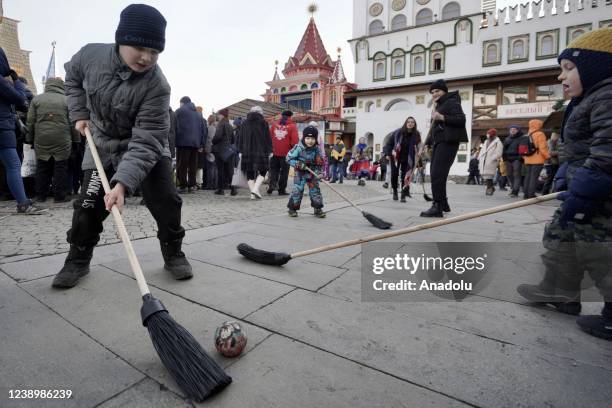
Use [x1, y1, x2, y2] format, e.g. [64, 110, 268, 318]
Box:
[0, 3, 610, 340]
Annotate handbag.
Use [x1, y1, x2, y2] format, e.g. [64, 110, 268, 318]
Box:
[21, 144, 37, 178]
[217, 144, 237, 162]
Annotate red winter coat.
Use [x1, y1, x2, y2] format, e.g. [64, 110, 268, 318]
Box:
[270, 118, 299, 157]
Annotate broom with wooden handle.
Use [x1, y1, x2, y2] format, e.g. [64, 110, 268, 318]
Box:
[84, 128, 231, 401]
[304, 165, 392, 229]
[237, 192, 559, 265]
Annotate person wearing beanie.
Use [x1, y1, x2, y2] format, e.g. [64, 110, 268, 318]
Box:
[502, 124, 526, 197]
[421, 78, 468, 217]
[269, 110, 298, 195]
[52, 4, 194, 289]
[236, 106, 272, 199]
[517, 28, 612, 340]
[477, 128, 503, 196]
[286, 126, 325, 218]
[211, 108, 236, 195]
[329, 135, 347, 184]
[175, 98, 207, 194]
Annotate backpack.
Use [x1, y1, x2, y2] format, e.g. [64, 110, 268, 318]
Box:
[517, 135, 537, 157]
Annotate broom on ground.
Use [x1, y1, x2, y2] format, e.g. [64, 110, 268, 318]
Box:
[237, 192, 559, 266]
[84, 128, 231, 402]
[304, 166, 392, 230]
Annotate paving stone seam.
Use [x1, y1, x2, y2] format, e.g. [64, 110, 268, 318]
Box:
[314, 268, 353, 294]
[241, 288, 300, 320]
[223, 333, 276, 371]
[91, 377, 193, 408]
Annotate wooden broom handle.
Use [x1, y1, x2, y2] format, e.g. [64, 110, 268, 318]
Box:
[84, 127, 151, 297]
[290, 192, 560, 259]
[304, 165, 363, 212]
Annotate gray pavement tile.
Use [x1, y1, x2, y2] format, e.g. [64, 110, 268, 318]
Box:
[183, 240, 347, 292]
[318, 269, 612, 368]
[97, 378, 191, 408]
[0, 272, 144, 408]
[18, 267, 270, 399]
[0, 238, 161, 283]
[102, 252, 295, 318]
[206, 334, 469, 408]
[247, 289, 612, 408]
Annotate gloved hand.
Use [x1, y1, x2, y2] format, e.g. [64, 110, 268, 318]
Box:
[557, 166, 612, 226]
[294, 161, 306, 171]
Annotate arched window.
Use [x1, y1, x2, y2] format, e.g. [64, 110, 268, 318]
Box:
[365, 101, 375, 112]
[369, 20, 384, 35]
[330, 90, 338, 107]
[415, 9, 433, 26]
[441, 2, 461, 20]
[429, 42, 445, 73]
[571, 29, 585, 41]
[541, 35, 553, 55]
[512, 40, 524, 59]
[385, 99, 412, 111]
[391, 14, 407, 31]
[280, 87, 287, 93]
[486, 43, 498, 63]
[414, 56, 424, 73]
[311, 83, 319, 89]
[289, 85, 298, 92]
[273, 88, 279, 94]
[411, 45, 426, 75]
[356, 40, 369, 63]
[391, 49, 405, 78]
[373, 52, 386, 80]
[455, 19, 472, 43]
[300, 84, 308, 90]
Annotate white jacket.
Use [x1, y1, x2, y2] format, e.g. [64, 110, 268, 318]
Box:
[478, 137, 503, 177]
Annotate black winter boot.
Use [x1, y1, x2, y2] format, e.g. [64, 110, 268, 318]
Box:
[485, 180, 495, 196]
[577, 302, 612, 340]
[52, 245, 94, 288]
[400, 186, 411, 202]
[230, 186, 238, 196]
[441, 198, 451, 213]
[420, 201, 443, 218]
[392, 189, 398, 201]
[160, 239, 193, 280]
[516, 284, 582, 315]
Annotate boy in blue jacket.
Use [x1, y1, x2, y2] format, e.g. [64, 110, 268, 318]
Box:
[286, 126, 325, 218]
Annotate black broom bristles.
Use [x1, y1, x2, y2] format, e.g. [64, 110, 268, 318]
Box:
[237, 243, 292, 266]
[142, 295, 232, 402]
[362, 211, 392, 229]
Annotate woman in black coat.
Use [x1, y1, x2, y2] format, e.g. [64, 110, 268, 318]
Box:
[383, 116, 421, 202]
[237, 106, 272, 199]
[421, 79, 468, 217]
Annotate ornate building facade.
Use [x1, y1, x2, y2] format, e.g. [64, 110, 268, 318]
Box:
[263, 16, 356, 144]
[346, 0, 611, 175]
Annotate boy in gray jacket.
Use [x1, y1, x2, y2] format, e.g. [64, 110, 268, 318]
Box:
[52, 4, 192, 288]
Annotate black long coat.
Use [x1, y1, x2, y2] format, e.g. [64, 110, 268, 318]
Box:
[237, 112, 272, 173]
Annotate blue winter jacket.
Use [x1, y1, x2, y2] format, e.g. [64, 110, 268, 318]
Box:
[0, 47, 28, 149]
[175, 102, 207, 148]
[286, 141, 324, 173]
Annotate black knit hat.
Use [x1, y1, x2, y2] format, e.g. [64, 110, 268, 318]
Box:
[558, 28, 612, 95]
[302, 126, 319, 144]
[429, 79, 448, 93]
[282, 110, 293, 117]
[115, 4, 167, 52]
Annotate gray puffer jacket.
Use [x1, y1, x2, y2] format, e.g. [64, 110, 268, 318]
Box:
[560, 77, 612, 182]
[64, 43, 171, 194]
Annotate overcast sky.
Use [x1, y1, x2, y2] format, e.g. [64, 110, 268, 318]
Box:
[5, 0, 521, 112]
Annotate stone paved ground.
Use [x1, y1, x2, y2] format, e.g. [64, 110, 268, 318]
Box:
[0, 180, 388, 262]
[1, 182, 611, 408]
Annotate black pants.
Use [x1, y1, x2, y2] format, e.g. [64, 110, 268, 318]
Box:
[430, 142, 459, 202]
[67, 158, 184, 248]
[507, 159, 523, 194]
[523, 164, 543, 198]
[176, 147, 199, 188]
[36, 157, 68, 200]
[215, 156, 234, 190]
[268, 155, 289, 192]
[390, 160, 409, 191]
[246, 169, 266, 180]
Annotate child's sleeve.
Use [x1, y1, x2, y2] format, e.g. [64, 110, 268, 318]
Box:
[587, 91, 612, 174]
[111, 80, 170, 194]
[64, 47, 90, 123]
[313, 147, 324, 171]
[286, 145, 301, 168]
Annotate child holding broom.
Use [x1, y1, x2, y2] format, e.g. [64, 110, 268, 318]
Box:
[517, 28, 612, 340]
[52, 4, 192, 288]
[286, 125, 326, 218]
